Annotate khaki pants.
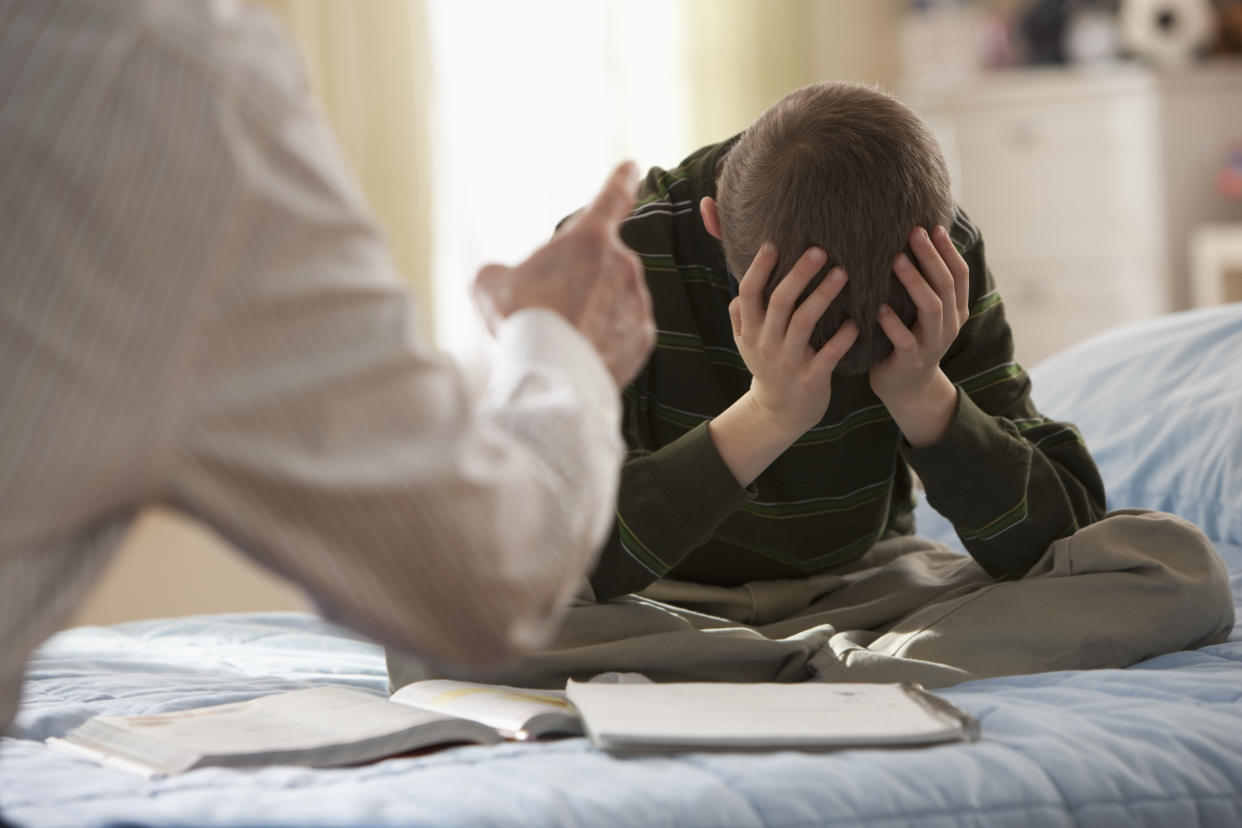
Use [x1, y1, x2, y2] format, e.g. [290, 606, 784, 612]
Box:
[387, 510, 1235, 691]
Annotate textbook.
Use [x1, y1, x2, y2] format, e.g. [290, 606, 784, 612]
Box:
[564, 680, 979, 753]
[46, 681, 580, 778]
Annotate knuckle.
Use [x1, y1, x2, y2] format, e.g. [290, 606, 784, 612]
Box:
[574, 219, 611, 248]
[770, 282, 798, 307]
[796, 253, 825, 278]
[473, 263, 503, 284]
[624, 250, 643, 275]
[608, 248, 634, 277]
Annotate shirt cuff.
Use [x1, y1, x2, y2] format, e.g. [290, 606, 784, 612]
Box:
[900, 387, 1014, 505]
[493, 307, 620, 430]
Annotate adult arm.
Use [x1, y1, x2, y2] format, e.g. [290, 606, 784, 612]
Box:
[158, 8, 644, 666]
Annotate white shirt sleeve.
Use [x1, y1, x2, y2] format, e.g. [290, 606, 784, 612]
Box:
[159, 6, 623, 666]
[1, 2, 625, 732]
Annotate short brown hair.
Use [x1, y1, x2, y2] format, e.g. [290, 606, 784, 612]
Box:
[715, 81, 954, 375]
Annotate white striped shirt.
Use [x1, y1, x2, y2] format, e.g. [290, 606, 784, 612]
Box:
[0, 0, 623, 732]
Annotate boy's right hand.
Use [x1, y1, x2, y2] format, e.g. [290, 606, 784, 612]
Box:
[471, 162, 656, 388]
[729, 243, 859, 438]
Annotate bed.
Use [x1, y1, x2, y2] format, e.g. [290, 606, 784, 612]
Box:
[3, 303, 1241, 828]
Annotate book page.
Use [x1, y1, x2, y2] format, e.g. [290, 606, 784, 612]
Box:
[565, 681, 969, 749]
[391, 680, 579, 738]
[76, 687, 453, 756]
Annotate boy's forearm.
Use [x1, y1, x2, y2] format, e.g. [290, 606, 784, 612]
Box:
[902, 388, 1107, 578]
[588, 423, 755, 600]
[877, 368, 958, 449]
[711, 369, 959, 486]
[707, 391, 807, 487]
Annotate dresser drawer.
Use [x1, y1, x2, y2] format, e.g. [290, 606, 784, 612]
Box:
[950, 92, 1153, 163]
[987, 254, 1166, 365]
[950, 95, 1160, 258]
[908, 64, 1242, 319]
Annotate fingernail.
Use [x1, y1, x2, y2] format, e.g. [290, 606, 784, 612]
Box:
[809, 247, 827, 264]
[878, 304, 891, 316]
[895, 252, 910, 267]
[829, 267, 846, 282]
[934, 225, 948, 239]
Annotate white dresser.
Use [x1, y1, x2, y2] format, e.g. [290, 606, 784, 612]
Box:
[904, 62, 1242, 366]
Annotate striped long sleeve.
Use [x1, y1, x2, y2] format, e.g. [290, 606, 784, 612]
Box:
[901, 223, 1106, 578]
[585, 141, 1105, 601]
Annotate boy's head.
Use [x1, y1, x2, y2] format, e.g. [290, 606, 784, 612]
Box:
[708, 81, 954, 375]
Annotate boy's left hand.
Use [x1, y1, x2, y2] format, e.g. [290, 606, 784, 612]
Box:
[869, 225, 970, 447]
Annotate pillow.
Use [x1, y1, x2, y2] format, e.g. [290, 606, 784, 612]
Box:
[915, 303, 1242, 549]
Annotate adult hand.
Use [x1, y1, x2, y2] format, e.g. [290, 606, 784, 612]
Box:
[868, 224, 970, 447]
[730, 242, 859, 438]
[471, 162, 656, 388]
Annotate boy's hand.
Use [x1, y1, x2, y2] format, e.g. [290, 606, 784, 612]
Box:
[731, 242, 859, 437]
[472, 162, 656, 388]
[868, 225, 970, 448]
[708, 242, 858, 487]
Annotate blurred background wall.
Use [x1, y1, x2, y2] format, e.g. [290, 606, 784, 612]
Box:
[70, 0, 1242, 627]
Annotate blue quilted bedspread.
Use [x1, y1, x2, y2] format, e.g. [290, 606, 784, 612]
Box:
[2, 588, 1240, 828]
[3, 305, 1242, 828]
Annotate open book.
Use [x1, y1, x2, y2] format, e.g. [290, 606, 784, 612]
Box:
[48, 679, 977, 775]
[46, 681, 580, 778]
[564, 680, 978, 753]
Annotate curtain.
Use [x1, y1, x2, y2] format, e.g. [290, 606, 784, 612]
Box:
[249, 0, 904, 348]
[684, 0, 903, 146]
[250, 0, 436, 334]
[421, 0, 692, 376]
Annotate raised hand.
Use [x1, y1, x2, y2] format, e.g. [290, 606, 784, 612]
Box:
[471, 162, 656, 387]
[706, 242, 859, 487]
[868, 224, 970, 447]
[730, 243, 859, 436]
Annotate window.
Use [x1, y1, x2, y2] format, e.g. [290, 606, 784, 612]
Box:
[425, 0, 689, 379]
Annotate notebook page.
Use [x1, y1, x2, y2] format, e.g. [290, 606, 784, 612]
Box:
[566, 681, 964, 747]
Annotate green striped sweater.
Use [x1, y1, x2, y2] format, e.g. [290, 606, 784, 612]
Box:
[586, 138, 1106, 601]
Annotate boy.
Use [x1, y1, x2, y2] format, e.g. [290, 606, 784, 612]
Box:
[389, 82, 1232, 690]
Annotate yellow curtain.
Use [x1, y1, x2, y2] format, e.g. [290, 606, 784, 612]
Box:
[250, 0, 435, 333]
[247, 0, 904, 333]
[683, 0, 903, 145]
